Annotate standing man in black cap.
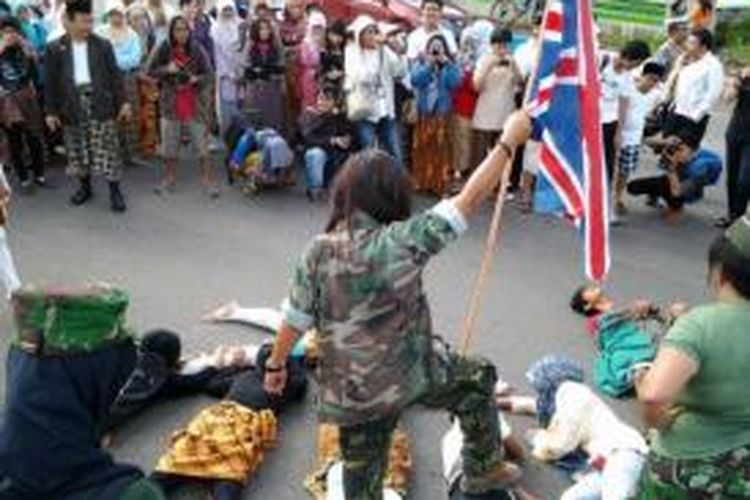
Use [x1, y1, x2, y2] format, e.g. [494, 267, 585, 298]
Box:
[43, 0, 131, 213]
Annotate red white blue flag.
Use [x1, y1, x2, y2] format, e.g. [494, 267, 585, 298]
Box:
[526, 0, 610, 281]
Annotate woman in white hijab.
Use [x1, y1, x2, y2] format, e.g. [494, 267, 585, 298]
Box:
[344, 15, 407, 167]
[211, 0, 243, 135]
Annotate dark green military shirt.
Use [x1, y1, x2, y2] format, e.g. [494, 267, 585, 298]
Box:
[282, 200, 467, 426]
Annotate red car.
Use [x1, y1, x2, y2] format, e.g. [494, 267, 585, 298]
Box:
[311, 0, 467, 29]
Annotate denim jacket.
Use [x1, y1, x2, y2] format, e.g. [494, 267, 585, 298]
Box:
[410, 59, 462, 117]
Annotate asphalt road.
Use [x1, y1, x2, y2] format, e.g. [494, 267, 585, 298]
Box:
[0, 107, 732, 499]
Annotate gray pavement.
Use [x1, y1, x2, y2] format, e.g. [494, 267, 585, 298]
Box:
[0, 107, 732, 499]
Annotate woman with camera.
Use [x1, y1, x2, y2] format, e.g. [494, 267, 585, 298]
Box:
[410, 34, 461, 197]
[471, 27, 522, 169]
[147, 15, 217, 197]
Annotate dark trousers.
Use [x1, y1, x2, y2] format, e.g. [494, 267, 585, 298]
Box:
[725, 136, 750, 220]
[628, 175, 684, 210]
[339, 353, 503, 500]
[602, 121, 618, 183]
[664, 112, 710, 145]
[4, 124, 44, 183]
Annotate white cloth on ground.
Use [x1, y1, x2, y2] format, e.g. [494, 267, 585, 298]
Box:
[560, 448, 646, 500]
[531, 381, 648, 463]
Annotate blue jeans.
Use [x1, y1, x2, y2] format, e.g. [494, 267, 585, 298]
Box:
[356, 117, 403, 167]
[304, 147, 329, 190]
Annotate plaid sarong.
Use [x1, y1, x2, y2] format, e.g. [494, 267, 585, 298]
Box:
[63, 86, 123, 181]
[618, 144, 641, 180]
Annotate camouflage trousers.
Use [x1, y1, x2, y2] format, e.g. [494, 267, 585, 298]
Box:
[638, 445, 750, 499]
[339, 353, 503, 500]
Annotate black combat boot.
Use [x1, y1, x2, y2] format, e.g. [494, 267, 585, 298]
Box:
[70, 176, 93, 206]
[109, 181, 127, 213]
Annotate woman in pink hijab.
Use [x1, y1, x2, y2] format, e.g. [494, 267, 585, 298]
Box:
[297, 10, 327, 110]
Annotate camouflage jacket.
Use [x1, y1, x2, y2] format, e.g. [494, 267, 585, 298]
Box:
[282, 200, 467, 426]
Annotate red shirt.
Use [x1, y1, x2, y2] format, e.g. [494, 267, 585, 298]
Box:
[173, 50, 197, 122]
[452, 68, 478, 120]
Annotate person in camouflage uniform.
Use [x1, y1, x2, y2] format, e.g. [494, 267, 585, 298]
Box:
[263, 112, 533, 499]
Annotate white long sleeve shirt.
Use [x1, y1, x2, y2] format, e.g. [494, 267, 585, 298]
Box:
[532, 381, 648, 463]
[672, 52, 724, 122]
[344, 45, 407, 122]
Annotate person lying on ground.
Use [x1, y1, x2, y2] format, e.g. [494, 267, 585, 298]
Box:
[628, 128, 722, 224]
[263, 110, 534, 498]
[569, 285, 689, 397]
[150, 343, 310, 500]
[522, 355, 648, 500]
[0, 284, 164, 500]
[107, 329, 256, 430]
[634, 211, 750, 498]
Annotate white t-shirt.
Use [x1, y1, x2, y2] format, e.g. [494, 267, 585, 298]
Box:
[406, 25, 458, 61]
[621, 84, 662, 146]
[72, 41, 92, 86]
[599, 54, 633, 124]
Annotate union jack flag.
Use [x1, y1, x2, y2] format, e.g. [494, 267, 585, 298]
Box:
[526, 0, 610, 281]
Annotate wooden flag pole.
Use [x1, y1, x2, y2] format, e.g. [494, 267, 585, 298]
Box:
[459, 152, 515, 356]
[458, 3, 550, 356]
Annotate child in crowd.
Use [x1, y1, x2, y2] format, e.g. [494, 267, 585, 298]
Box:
[299, 87, 353, 202]
[599, 40, 651, 191]
[0, 16, 45, 192]
[614, 62, 665, 217]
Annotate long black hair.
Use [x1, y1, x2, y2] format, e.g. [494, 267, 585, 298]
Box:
[168, 14, 191, 47]
[325, 150, 412, 233]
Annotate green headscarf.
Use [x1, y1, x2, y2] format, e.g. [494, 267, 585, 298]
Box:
[11, 283, 134, 355]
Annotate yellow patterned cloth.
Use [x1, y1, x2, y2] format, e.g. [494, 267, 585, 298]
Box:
[155, 401, 277, 483]
[304, 424, 412, 498]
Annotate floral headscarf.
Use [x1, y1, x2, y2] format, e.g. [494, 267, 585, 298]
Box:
[526, 355, 585, 427]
